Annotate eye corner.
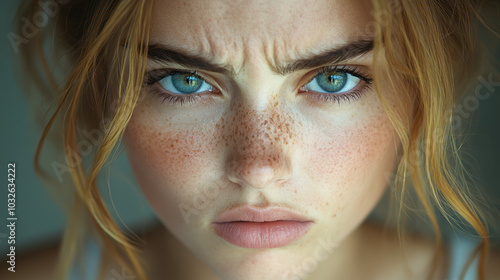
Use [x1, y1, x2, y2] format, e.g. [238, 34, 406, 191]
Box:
[142, 68, 223, 106]
[297, 65, 373, 105]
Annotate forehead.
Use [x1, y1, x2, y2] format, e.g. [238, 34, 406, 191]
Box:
[150, 0, 373, 64]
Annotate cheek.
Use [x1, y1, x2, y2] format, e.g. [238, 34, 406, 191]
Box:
[124, 92, 398, 231]
[301, 103, 397, 224]
[123, 108, 221, 226]
[125, 122, 211, 185]
[306, 112, 395, 187]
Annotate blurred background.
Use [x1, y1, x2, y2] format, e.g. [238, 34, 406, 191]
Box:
[0, 0, 499, 260]
[0, 0, 157, 257]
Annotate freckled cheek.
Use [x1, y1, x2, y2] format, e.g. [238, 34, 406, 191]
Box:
[304, 117, 395, 191]
[303, 117, 396, 237]
[124, 124, 217, 186]
[124, 120, 221, 226]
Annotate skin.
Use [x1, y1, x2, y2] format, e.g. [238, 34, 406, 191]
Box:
[124, 0, 402, 279]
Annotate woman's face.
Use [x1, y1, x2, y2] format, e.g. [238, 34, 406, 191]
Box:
[125, 0, 398, 279]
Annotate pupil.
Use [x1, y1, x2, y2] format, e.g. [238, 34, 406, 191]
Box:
[172, 73, 203, 94]
[318, 71, 347, 92]
[184, 75, 199, 87]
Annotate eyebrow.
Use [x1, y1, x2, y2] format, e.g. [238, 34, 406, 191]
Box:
[274, 40, 374, 75]
[147, 44, 233, 75]
[146, 39, 373, 76]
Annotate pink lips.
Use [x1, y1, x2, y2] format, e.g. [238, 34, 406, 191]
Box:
[212, 206, 313, 248]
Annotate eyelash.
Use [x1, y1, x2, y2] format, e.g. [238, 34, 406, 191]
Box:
[143, 69, 215, 105]
[142, 66, 373, 106]
[300, 66, 373, 104]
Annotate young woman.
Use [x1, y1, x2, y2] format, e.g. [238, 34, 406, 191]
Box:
[10, 0, 500, 279]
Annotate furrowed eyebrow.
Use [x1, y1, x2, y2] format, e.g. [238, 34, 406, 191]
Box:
[147, 44, 234, 75]
[146, 39, 373, 76]
[274, 39, 374, 75]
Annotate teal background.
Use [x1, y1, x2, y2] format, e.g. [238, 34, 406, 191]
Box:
[0, 0, 499, 259]
[0, 0, 157, 257]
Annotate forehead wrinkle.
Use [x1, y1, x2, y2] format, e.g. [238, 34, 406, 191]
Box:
[150, 0, 375, 77]
[269, 33, 304, 74]
[197, 20, 249, 76]
[239, 30, 305, 78]
[194, 12, 309, 78]
[262, 22, 345, 76]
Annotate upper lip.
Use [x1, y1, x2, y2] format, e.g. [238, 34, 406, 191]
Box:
[213, 205, 312, 223]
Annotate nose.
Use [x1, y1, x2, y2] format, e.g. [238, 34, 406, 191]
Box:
[226, 151, 291, 189]
[225, 105, 292, 190]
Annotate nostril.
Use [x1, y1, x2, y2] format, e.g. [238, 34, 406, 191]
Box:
[225, 151, 292, 190]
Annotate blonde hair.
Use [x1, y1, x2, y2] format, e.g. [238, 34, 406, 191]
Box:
[371, 1, 494, 279]
[15, 0, 496, 279]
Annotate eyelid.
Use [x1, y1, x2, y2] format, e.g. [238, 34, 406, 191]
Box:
[296, 65, 373, 105]
[143, 68, 222, 89]
[144, 65, 371, 90]
[144, 69, 192, 85]
[143, 65, 373, 106]
[301, 65, 373, 87]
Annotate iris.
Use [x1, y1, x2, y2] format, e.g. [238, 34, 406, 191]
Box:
[315, 72, 347, 93]
[171, 73, 203, 94]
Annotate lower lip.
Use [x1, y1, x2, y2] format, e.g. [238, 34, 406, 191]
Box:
[213, 221, 312, 248]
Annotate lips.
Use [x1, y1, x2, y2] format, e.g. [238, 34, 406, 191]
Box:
[212, 206, 313, 248]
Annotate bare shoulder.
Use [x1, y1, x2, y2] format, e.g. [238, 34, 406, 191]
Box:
[486, 246, 500, 280]
[0, 242, 59, 280]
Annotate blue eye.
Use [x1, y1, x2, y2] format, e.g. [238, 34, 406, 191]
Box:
[158, 72, 213, 94]
[304, 71, 360, 93]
